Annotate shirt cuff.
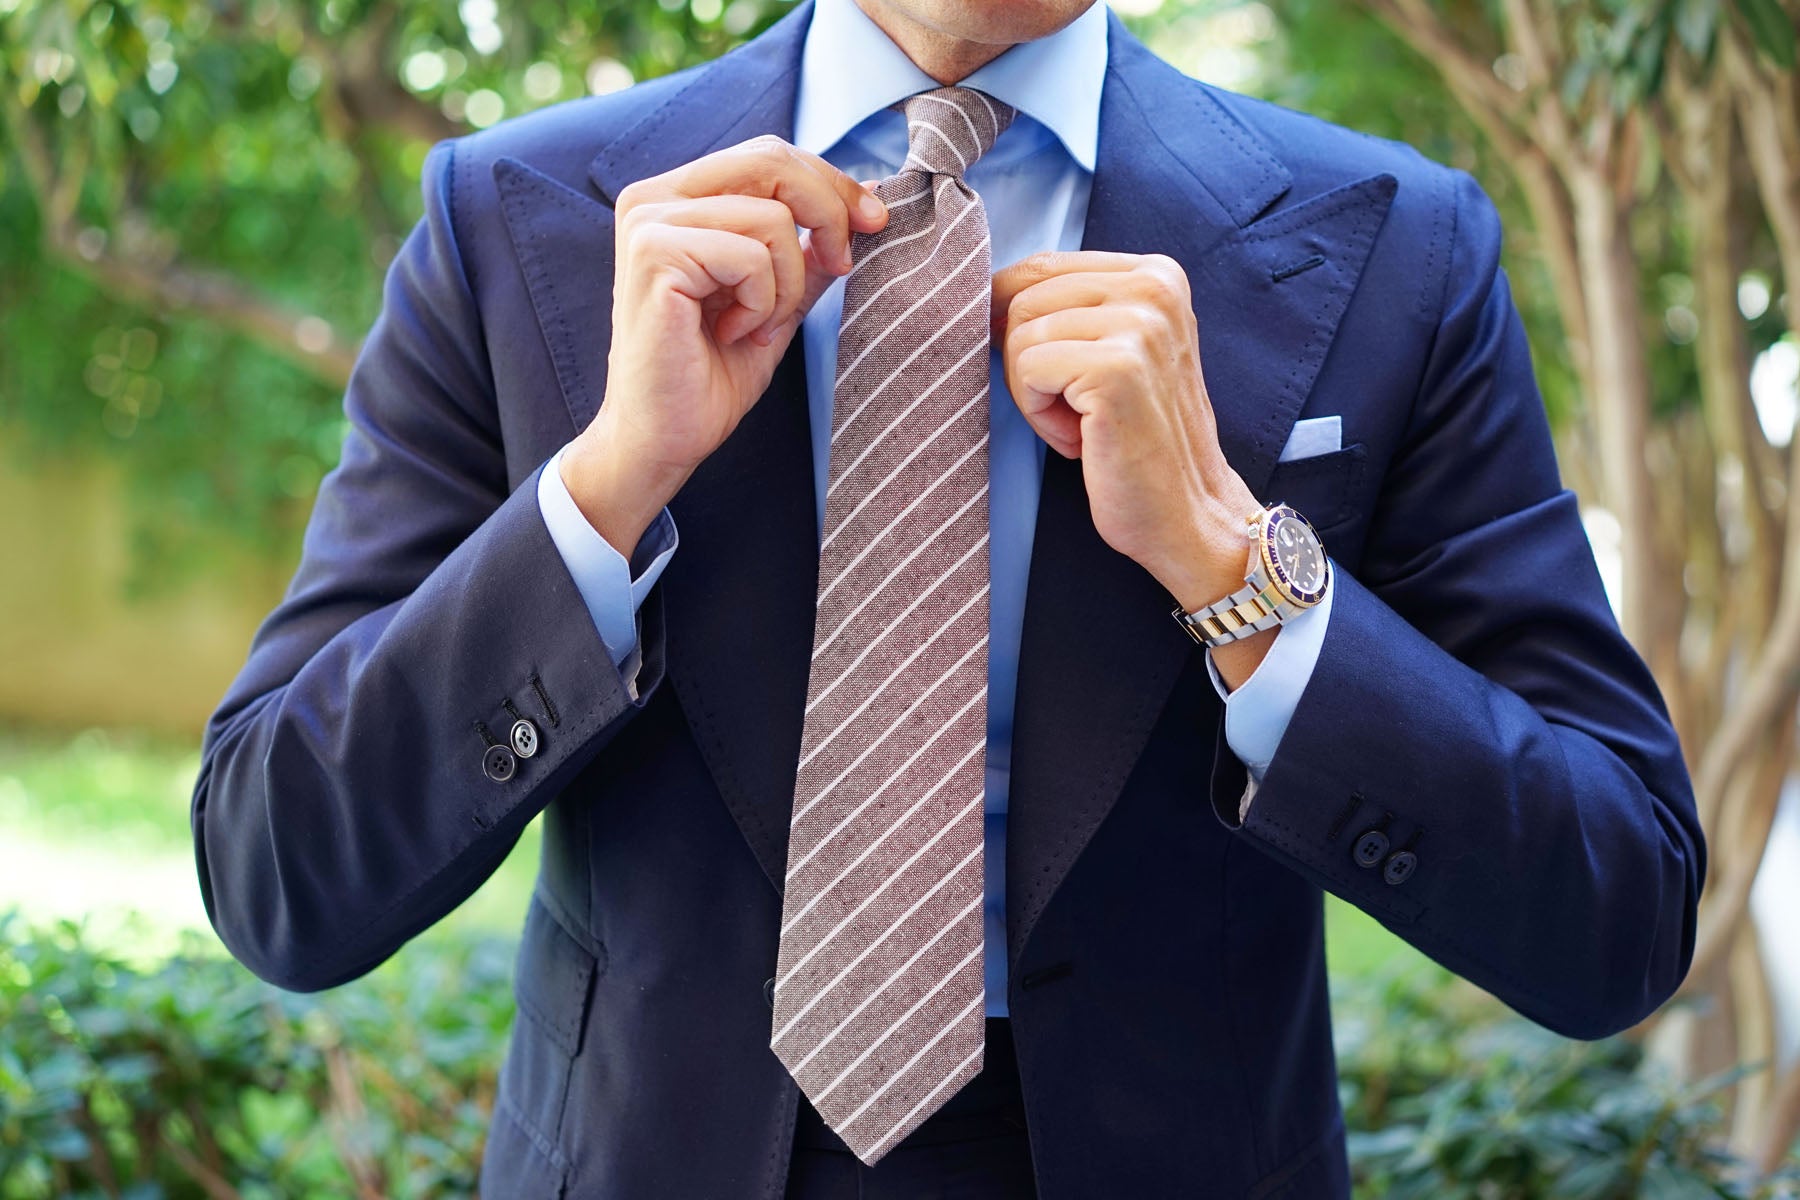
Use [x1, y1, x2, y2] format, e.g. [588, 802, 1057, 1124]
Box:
[537, 446, 679, 688]
[1203, 571, 1335, 812]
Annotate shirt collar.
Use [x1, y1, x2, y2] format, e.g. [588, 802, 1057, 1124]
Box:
[794, 0, 1108, 171]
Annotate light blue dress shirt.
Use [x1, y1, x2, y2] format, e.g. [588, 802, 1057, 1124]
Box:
[537, 0, 1331, 1016]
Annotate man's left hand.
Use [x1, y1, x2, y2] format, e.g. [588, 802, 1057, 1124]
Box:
[991, 251, 1276, 682]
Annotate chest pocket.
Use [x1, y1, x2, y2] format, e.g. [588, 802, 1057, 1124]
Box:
[1260, 442, 1368, 536]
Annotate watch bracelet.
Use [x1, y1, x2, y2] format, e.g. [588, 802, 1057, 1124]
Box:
[1171, 580, 1289, 646]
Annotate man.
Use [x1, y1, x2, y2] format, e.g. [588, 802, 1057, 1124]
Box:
[191, 0, 1704, 1195]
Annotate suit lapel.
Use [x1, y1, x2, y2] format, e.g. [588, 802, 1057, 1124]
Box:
[1004, 15, 1398, 968]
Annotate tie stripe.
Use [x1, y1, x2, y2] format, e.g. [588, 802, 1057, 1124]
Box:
[773, 85, 1015, 1165]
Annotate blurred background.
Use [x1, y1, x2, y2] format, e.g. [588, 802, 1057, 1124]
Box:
[2, 0, 1800, 1194]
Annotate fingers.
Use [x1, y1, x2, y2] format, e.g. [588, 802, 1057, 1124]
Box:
[1013, 338, 1138, 414]
[992, 266, 1134, 443]
[625, 195, 808, 341]
[990, 251, 1142, 329]
[629, 223, 783, 345]
[623, 136, 888, 275]
[1001, 299, 1147, 458]
[1005, 317, 1107, 460]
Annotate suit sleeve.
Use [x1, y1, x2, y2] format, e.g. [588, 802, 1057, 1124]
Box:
[191, 137, 666, 992]
[1209, 170, 1704, 1039]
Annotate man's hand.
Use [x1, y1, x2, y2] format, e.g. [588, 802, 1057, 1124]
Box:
[561, 136, 888, 555]
[991, 251, 1276, 685]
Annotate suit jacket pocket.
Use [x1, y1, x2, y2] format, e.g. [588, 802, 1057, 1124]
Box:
[481, 1100, 569, 1199]
[1260, 442, 1366, 534]
[483, 893, 599, 1190]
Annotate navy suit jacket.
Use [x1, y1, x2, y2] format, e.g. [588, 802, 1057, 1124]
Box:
[192, 6, 1704, 1197]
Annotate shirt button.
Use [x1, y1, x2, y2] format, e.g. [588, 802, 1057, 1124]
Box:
[510, 718, 541, 759]
[1352, 829, 1390, 868]
[1383, 850, 1418, 886]
[482, 744, 517, 783]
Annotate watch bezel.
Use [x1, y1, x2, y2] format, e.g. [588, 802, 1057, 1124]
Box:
[1258, 503, 1330, 607]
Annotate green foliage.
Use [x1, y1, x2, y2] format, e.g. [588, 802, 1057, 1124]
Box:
[1337, 966, 1800, 1198]
[1263, 0, 1800, 436]
[0, 913, 518, 1199]
[1733, 0, 1797, 68]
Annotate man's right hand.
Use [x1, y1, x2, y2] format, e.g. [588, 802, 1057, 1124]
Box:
[559, 136, 888, 556]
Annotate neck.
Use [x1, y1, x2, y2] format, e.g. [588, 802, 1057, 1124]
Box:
[852, 0, 1012, 83]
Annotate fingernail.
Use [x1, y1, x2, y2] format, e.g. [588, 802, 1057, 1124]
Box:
[858, 191, 886, 221]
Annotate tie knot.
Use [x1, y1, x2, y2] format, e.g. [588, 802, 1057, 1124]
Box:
[899, 87, 1015, 178]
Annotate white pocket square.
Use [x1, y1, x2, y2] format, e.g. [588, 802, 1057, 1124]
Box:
[1278, 415, 1343, 463]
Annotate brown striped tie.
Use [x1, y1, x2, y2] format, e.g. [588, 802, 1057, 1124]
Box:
[771, 87, 1015, 1166]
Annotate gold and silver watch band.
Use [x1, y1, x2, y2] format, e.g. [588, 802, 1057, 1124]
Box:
[1171, 580, 1291, 646]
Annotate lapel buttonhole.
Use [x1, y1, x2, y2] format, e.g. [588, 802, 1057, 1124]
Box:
[1271, 253, 1327, 283]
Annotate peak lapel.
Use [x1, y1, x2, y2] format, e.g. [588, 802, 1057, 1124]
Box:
[1005, 15, 1398, 970]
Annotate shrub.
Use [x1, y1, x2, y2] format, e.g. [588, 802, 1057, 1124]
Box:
[0, 913, 515, 1199]
[1335, 965, 1800, 1198]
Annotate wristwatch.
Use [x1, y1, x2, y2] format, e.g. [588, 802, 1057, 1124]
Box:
[1171, 503, 1331, 647]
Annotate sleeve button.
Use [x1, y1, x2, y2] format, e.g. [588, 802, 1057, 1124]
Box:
[1352, 829, 1389, 868]
[1382, 849, 1418, 885]
[482, 744, 518, 783]
[509, 718, 541, 759]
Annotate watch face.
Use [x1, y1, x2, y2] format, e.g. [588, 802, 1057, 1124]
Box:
[1263, 505, 1329, 604]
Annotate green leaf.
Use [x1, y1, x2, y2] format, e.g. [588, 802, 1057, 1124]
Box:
[1640, 1163, 1731, 1199]
[1675, 0, 1722, 58]
[1559, 1158, 1628, 1199]
[1735, 0, 1797, 67]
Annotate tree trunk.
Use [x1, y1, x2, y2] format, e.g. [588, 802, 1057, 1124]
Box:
[1566, 163, 1667, 657]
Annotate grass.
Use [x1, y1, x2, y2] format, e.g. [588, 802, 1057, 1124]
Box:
[0, 725, 1423, 981]
[0, 726, 540, 965]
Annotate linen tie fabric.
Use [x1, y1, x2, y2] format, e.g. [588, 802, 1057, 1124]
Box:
[770, 87, 1015, 1166]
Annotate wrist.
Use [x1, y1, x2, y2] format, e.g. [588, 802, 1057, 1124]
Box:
[1161, 477, 1262, 614]
[1169, 525, 1279, 689]
[1160, 473, 1284, 688]
[561, 422, 689, 558]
